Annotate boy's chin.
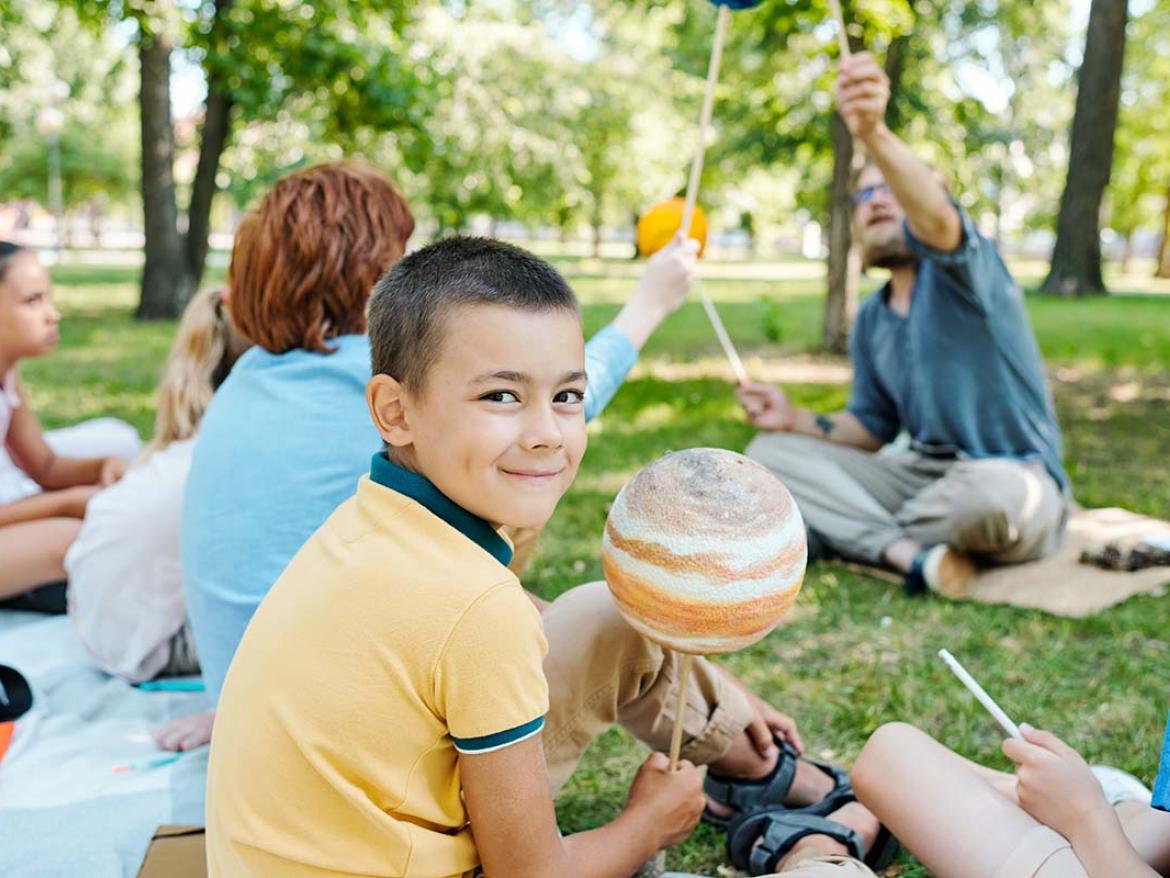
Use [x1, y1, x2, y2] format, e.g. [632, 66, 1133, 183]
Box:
[491, 501, 559, 533]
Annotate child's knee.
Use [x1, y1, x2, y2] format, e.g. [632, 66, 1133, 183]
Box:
[852, 722, 925, 795]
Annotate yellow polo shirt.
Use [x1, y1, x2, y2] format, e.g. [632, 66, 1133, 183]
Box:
[206, 453, 549, 878]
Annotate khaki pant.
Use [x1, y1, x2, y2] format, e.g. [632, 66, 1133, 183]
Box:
[540, 580, 754, 793]
[746, 433, 1069, 566]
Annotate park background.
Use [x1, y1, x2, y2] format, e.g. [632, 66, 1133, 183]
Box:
[2, 1, 1169, 874]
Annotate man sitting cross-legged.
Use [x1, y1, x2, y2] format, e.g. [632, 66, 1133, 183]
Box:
[739, 52, 1070, 598]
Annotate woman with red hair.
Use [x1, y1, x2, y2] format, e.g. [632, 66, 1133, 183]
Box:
[172, 161, 696, 751]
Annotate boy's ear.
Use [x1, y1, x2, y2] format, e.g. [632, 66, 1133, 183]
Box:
[366, 374, 414, 448]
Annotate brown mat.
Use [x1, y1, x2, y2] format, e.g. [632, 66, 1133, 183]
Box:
[840, 508, 1170, 617]
[965, 507, 1170, 617]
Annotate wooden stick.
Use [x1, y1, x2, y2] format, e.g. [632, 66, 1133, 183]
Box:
[654, 652, 696, 871]
[667, 653, 695, 771]
[828, 0, 851, 58]
[694, 278, 748, 384]
[678, 4, 749, 386]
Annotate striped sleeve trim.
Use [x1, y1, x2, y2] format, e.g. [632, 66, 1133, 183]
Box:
[452, 715, 545, 755]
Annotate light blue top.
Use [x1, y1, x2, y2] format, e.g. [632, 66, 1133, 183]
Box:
[847, 205, 1067, 490]
[1154, 710, 1170, 811]
[182, 325, 637, 700]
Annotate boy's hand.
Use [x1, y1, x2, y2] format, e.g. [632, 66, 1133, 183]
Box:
[625, 752, 705, 849]
[99, 455, 129, 486]
[737, 382, 797, 431]
[634, 233, 699, 319]
[743, 691, 804, 757]
[836, 52, 890, 141]
[1002, 724, 1113, 845]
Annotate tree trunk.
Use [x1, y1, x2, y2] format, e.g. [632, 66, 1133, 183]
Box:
[822, 111, 859, 354]
[1041, 0, 1128, 296]
[1157, 186, 1170, 279]
[185, 84, 233, 287]
[136, 28, 193, 320]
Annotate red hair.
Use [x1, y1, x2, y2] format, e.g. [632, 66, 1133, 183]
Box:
[228, 161, 414, 353]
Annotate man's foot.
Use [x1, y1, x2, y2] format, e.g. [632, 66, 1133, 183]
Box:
[906, 544, 976, 598]
[152, 710, 215, 752]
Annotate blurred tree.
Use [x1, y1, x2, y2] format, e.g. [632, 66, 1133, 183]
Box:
[1042, 0, 1129, 295]
[1107, 0, 1170, 276]
[80, 0, 428, 318]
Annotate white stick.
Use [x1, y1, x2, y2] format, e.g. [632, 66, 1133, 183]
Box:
[938, 649, 1022, 739]
[828, 0, 852, 58]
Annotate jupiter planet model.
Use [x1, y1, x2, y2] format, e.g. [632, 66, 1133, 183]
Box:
[602, 448, 807, 655]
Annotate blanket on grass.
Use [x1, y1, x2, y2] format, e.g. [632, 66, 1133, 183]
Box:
[0, 611, 208, 878]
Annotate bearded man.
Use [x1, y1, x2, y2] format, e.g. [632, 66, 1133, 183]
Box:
[739, 52, 1069, 597]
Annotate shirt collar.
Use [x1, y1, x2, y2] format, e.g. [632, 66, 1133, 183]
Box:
[369, 452, 513, 567]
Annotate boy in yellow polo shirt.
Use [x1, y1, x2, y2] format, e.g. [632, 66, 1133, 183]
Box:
[207, 237, 881, 877]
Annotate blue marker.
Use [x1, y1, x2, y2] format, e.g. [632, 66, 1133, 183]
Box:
[135, 679, 205, 693]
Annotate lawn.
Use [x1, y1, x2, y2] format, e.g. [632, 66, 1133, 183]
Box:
[24, 260, 1170, 876]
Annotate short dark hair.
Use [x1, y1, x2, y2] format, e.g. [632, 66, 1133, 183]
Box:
[0, 242, 27, 283]
[367, 237, 579, 392]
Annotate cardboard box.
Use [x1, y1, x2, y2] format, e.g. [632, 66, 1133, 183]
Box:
[136, 825, 205, 878]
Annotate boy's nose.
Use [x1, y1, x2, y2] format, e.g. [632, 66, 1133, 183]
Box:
[520, 405, 565, 451]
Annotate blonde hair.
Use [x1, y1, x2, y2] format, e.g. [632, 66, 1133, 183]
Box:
[144, 288, 237, 457]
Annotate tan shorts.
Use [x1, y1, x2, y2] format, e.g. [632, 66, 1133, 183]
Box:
[994, 824, 1088, 878]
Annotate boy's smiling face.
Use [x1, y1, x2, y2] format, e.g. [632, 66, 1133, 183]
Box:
[369, 302, 588, 530]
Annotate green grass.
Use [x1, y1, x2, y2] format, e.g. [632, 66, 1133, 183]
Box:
[24, 262, 1170, 876]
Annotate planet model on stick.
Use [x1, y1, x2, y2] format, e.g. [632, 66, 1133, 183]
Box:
[601, 448, 807, 655]
[636, 197, 709, 258]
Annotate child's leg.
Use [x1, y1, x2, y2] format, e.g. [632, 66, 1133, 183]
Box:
[540, 580, 754, 792]
[0, 518, 79, 599]
[852, 722, 1086, 878]
[540, 580, 828, 804]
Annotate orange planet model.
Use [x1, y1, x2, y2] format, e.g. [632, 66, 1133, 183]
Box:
[601, 448, 806, 655]
[636, 197, 709, 258]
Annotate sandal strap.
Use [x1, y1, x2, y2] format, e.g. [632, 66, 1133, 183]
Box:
[704, 739, 800, 813]
[749, 811, 865, 876]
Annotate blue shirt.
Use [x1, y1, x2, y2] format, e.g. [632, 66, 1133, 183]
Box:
[847, 205, 1067, 489]
[1154, 710, 1170, 811]
[182, 326, 637, 700]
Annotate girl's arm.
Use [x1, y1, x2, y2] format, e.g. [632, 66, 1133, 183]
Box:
[0, 485, 96, 526]
[4, 376, 124, 490]
[1004, 726, 1162, 878]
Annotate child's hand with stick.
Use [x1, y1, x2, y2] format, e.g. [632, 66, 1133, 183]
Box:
[1003, 725, 1115, 846]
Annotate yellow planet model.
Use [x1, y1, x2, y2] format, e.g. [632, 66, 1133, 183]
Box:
[636, 197, 709, 258]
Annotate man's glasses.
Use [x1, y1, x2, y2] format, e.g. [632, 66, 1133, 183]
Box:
[850, 183, 891, 206]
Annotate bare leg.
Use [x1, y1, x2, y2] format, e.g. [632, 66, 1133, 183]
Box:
[852, 722, 1054, 878]
[0, 518, 79, 599]
[153, 710, 216, 752]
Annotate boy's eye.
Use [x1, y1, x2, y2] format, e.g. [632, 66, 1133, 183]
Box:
[25, 294, 43, 305]
[554, 389, 585, 405]
[481, 390, 519, 403]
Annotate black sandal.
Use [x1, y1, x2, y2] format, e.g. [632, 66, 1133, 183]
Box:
[703, 738, 855, 827]
[726, 807, 899, 876]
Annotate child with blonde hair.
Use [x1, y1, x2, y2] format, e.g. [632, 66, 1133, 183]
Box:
[0, 242, 140, 603]
[67, 286, 245, 693]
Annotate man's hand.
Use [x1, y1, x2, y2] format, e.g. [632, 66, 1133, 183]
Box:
[737, 382, 796, 432]
[1002, 724, 1114, 846]
[625, 752, 705, 850]
[99, 455, 129, 487]
[836, 52, 890, 141]
[742, 690, 805, 757]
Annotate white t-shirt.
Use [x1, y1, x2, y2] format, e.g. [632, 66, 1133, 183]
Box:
[65, 438, 195, 682]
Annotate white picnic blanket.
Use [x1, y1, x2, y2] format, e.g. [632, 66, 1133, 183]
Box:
[0, 611, 208, 878]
